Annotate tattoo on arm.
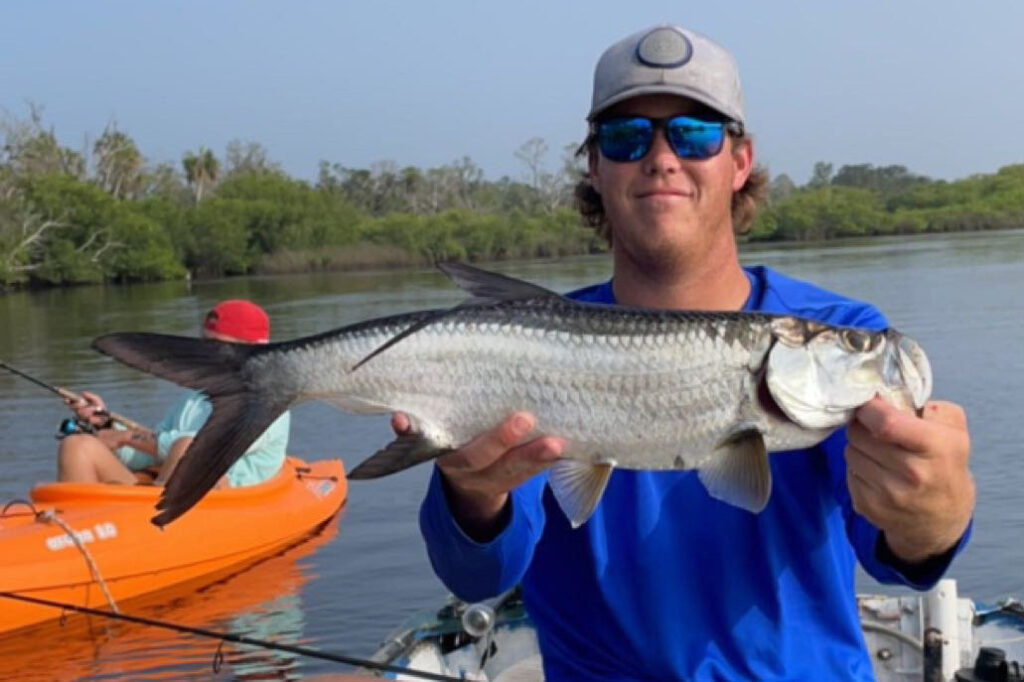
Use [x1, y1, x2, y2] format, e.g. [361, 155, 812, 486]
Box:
[127, 430, 158, 457]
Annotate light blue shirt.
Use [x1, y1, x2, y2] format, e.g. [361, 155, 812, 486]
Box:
[116, 391, 290, 488]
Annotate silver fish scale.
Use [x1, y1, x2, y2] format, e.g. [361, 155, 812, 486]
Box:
[257, 299, 813, 472]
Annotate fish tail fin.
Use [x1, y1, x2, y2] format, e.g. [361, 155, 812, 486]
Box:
[92, 333, 292, 527]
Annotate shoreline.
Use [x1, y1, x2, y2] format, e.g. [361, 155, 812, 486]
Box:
[3, 225, 1021, 295]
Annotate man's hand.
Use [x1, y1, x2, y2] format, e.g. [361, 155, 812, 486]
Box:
[845, 397, 974, 564]
[94, 427, 127, 451]
[393, 412, 563, 542]
[66, 391, 111, 428]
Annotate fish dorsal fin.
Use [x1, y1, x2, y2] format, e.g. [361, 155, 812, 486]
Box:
[352, 263, 558, 371]
[697, 428, 772, 513]
[437, 262, 559, 305]
[548, 460, 614, 529]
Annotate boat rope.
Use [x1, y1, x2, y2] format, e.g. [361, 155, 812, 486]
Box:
[0, 591, 465, 682]
[2, 499, 119, 614]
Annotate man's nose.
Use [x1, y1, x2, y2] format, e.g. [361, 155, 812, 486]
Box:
[642, 129, 681, 174]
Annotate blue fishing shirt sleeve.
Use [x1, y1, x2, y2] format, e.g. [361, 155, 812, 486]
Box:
[420, 466, 548, 602]
[418, 265, 971, 682]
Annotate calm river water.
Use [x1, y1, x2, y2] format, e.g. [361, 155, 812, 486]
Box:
[0, 230, 1022, 680]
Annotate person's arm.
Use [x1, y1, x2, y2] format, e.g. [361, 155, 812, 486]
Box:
[152, 393, 208, 461]
[152, 436, 192, 485]
[414, 412, 561, 601]
[67, 391, 159, 459]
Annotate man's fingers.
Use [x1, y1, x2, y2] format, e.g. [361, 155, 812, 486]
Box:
[847, 420, 917, 473]
[480, 436, 563, 486]
[439, 412, 536, 473]
[919, 400, 967, 430]
[391, 412, 410, 434]
[855, 397, 935, 453]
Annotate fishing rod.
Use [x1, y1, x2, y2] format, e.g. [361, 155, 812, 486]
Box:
[0, 591, 464, 682]
[0, 359, 150, 434]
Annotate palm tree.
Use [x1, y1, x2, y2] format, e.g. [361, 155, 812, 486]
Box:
[94, 125, 143, 199]
[182, 147, 219, 202]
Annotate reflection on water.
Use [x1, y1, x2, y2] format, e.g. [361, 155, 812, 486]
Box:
[0, 517, 339, 680]
[0, 229, 1022, 679]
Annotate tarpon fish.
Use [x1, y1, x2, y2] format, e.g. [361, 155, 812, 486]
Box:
[93, 263, 932, 527]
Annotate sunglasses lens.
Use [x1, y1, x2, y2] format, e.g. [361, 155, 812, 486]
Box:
[597, 118, 653, 162]
[666, 117, 725, 159]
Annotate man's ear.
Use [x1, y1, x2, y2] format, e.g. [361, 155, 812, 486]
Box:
[588, 150, 601, 194]
[731, 137, 753, 192]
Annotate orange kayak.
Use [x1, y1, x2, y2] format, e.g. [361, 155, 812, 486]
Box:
[0, 456, 346, 635]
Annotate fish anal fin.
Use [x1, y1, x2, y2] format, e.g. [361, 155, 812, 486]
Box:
[548, 459, 614, 529]
[348, 432, 451, 480]
[697, 428, 772, 513]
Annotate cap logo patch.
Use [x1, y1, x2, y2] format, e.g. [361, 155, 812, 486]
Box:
[636, 27, 692, 68]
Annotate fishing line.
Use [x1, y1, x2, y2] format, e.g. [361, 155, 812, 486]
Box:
[0, 359, 149, 433]
[0, 592, 464, 682]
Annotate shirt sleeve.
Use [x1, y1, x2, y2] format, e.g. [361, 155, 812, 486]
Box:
[155, 392, 210, 459]
[419, 466, 549, 602]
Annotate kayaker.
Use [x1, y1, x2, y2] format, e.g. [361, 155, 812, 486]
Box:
[56, 300, 290, 488]
[414, 24, 975, 681]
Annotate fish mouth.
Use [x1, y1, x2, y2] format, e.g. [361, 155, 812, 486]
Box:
[887, 330, 932, 410]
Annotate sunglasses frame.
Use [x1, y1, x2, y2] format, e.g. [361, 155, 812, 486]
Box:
[592, 115, 745, 163]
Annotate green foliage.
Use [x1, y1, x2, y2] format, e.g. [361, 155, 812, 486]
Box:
[761, 187, 888, 241]
[1, 110, 1021, 289]
[751, 161, 1024, 243]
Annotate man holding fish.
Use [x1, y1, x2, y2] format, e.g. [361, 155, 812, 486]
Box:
[89, 21, 974, 682]
[414, 24, 974, 681]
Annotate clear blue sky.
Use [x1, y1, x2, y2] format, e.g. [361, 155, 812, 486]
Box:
[4, 1, 1022, 185]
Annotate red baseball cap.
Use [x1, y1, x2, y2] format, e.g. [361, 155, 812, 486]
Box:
[203, 300, 270, 343]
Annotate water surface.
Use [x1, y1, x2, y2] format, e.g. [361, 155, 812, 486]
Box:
[0, 230, 1021, 679]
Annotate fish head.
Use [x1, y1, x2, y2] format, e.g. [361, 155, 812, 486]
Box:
[764, 318, 933, 430]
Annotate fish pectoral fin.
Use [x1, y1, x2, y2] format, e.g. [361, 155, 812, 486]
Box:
[547, 460, 614, 529]
[697, 429, 772, 513]
[348, 432, 451, 480]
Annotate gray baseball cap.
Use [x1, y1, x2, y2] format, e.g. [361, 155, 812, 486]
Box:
[588, 24, 745, 125]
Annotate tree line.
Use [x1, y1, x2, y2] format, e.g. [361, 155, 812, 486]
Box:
[1, 108, 1021, 289]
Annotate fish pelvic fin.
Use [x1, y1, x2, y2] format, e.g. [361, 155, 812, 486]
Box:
[697, 428, 772, 513]
[548, 460, 614, 529]
[348, 432, 452, 479]
[92, 333, 292, 527]
[352, 262, 560, 372]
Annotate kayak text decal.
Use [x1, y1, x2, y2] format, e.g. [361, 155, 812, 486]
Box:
[45, 522, 118, 551]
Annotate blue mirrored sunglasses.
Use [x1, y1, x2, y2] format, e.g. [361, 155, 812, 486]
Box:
[594, 115, 743, 163]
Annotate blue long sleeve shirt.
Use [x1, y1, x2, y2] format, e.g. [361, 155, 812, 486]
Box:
[420, 265, 970, 681]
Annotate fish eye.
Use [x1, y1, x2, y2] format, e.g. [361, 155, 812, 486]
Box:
[839, 329, 874, 352]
